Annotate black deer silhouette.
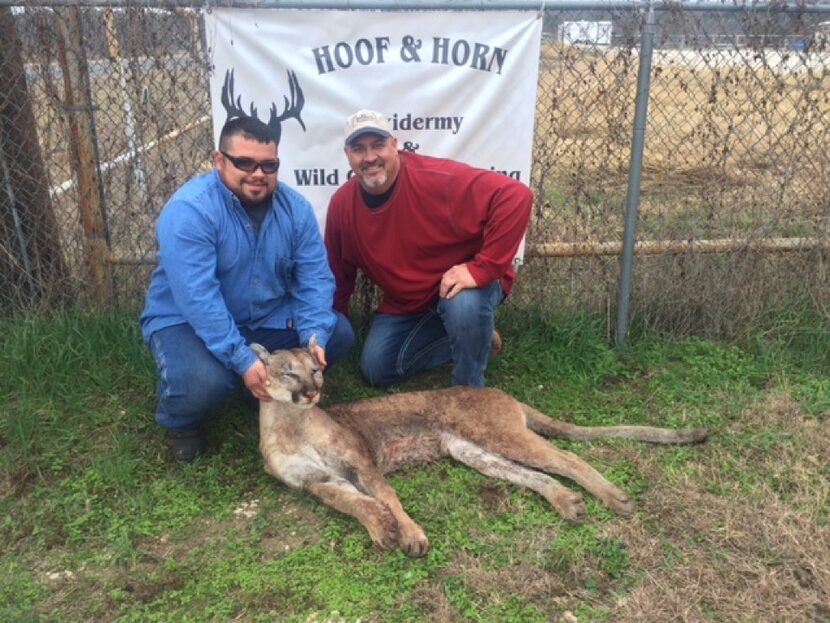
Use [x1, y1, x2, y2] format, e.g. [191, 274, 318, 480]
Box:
[220, 69, 306, 144]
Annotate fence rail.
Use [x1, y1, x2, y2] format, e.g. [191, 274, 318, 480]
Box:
[4, 1, 830, 11]
[2, 0, 829, 340]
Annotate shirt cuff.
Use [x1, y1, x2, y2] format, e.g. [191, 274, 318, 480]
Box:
[231, 347, 259, 377]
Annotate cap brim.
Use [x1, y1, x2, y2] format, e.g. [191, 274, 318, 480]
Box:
[345, 128, 392, 146]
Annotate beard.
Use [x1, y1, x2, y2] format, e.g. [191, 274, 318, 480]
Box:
[359, 165, 388, 192]
[361, 174, 387, 191]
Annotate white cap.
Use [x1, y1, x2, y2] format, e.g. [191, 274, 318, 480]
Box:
[344, 109, 392, 146]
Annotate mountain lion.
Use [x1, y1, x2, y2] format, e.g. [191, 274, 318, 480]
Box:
[252, 340, 707, 557]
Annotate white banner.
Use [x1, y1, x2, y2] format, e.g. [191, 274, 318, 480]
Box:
[204, 9, 542, 229]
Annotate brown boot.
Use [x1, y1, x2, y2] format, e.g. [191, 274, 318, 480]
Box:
[491, 329, 503, 356]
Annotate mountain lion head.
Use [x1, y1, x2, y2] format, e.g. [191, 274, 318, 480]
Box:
[250, 336, 323, 407]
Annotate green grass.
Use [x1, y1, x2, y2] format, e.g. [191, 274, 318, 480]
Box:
[1, 307, 828, 622]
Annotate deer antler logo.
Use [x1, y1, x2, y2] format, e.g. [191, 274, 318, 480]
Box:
[220, 68, 306, 143]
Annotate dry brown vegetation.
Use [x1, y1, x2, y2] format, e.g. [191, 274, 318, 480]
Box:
[521, 39, 830, 338]
[533, 41, 830, 240]
[5, 12, 830, 333]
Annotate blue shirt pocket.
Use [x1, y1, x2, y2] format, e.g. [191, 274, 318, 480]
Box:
[276, 256, 295, 296]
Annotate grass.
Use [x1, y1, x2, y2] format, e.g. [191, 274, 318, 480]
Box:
[1, 306, 829, 622]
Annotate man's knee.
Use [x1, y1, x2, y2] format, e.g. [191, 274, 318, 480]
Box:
[359, 348, 397, 387]
[150, 325, 241, 430]
[326, 312, 356, 366]
[158, 359, 236, 417]
[438, 288, 496, 333]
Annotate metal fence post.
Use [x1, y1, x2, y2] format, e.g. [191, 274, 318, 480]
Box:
[615, 1, 655, 347]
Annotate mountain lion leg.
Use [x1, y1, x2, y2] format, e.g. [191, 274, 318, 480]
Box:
[351, 467, 430, 557]
[468, 427, 635, 515]
[521, 403, 707, 444]
[306, 479, 399, 550]
[444, 436, 588, 522]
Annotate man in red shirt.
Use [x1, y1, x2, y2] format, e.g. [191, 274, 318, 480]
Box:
[324, 110, 533, 387]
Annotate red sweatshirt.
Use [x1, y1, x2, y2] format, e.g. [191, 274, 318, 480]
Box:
[324, 151, 533, 316]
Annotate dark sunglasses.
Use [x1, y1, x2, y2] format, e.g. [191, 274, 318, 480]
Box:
[220, 150, 280, 174]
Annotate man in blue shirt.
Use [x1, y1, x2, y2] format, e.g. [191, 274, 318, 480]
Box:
[141, 117, 354, 461]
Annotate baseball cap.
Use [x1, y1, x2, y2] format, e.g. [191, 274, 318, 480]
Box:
[344, 110, 392, 146]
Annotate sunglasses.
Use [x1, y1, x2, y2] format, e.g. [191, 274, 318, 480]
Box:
[220, 150, 280, 174]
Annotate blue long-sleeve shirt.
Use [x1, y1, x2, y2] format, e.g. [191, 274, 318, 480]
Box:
[140, 169, 335, 376]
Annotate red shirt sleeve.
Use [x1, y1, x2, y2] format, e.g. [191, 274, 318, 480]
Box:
[452, 171, 533, 288]
[324, 190, 358, 317]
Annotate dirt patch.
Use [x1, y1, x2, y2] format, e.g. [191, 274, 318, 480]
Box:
[412, 539, 575, 623]
[133, 491, 325, 562]
[28, 489, 328, 621]
[258, 501, 324, 557]
[1, 463, 34, 501]
[608, 389, 830, 622]
[611, 486, 829, 622]
[478, 483, 511, 513]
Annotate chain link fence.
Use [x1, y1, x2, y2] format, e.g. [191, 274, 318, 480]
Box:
[1, 1, 829, 339]
[527, 3, 830, 338]
[1, 2, 211, 310]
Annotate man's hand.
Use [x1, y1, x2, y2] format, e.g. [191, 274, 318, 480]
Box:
[312, 344, 328, 369]
[243, 359, 271, 402]
[440, 264, 477, 299]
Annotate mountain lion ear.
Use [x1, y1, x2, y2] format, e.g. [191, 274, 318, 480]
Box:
[307, 334, 318, 356]
[250, 343, 270, 362]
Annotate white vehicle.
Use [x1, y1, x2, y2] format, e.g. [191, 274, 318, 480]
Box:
[815, 21, 830, 46]
[557, 21, 613, 48]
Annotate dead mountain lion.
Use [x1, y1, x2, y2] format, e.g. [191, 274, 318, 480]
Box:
[252, 340, 707, 557]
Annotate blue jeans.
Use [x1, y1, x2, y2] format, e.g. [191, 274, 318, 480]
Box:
[148, 312, 354, 430]
[360, 281, 503, 388]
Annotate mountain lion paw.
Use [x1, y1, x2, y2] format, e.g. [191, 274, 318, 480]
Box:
[552, 490, 588, 523]
[366, 504, 400, 550]
[399, 524, 429, 557]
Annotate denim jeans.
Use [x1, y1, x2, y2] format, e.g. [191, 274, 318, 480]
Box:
[360, 281, 504, 388]
[148, 312, 354, 430]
